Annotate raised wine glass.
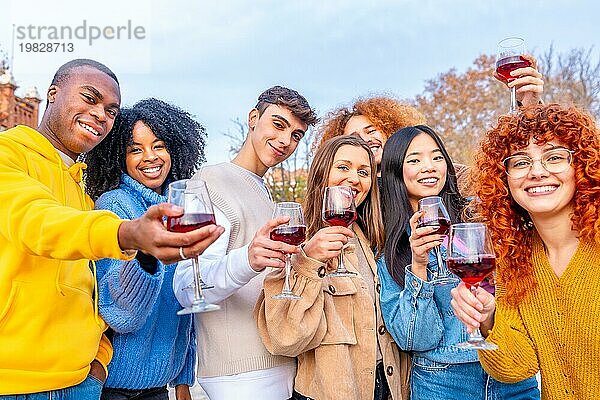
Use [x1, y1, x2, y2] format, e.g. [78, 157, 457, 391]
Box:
[322, 186, 357, 277]
[417, 196, 459, 285]
[167, 179, 220, 314]
[270, 202, 306, 300]
[446, 223, 498, 350]
[496, 37, 531, 114]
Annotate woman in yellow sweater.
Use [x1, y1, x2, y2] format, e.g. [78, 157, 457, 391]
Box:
[450, 103, 600, 399]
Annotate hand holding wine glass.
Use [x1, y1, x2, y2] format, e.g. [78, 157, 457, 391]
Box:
[446, 223, 498, 350]
[416, 196, 458, 285]
[270, 202, 306, 300]
[168, 179, 221, 314]
[496, 37, 531, 114]
[322, 186, 357, 277]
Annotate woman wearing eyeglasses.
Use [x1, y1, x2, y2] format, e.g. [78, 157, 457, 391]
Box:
[450, 104, 600, 400]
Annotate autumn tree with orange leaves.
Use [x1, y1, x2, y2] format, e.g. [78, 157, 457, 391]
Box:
[413, 47, 600, 164]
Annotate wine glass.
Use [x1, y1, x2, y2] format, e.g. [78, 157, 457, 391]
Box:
[167, 179, 220, 314]
[446, 223, 499, 350]
[322, 186, 357, 277]
[496, 37, 531, 114]
[417, 196, 459, 285]
[270, 202, 306, 300]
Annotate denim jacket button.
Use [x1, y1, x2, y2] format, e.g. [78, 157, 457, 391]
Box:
[317, 266, 326, 278]
[386, 365, 394, 376]
[328, 284, 336, 294]
[376, 283, 381, 293]
[412, 279, 418, 288]
[378, 325, 386, 335]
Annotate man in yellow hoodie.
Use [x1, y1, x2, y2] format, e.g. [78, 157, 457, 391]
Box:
[0, 59, 224, 399]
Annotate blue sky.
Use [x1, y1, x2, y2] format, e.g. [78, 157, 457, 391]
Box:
[2, 0, 598, 164]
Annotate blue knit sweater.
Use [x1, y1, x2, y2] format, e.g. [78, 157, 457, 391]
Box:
[95, 174, 196, 389]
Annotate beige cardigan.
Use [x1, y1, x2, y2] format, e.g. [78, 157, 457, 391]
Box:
[255, 226, 410, 400]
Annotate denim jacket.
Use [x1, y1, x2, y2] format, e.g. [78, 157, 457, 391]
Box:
[377, 245, 478, 365]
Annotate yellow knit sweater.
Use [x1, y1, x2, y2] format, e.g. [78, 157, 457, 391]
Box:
[479, 236, 600, 400]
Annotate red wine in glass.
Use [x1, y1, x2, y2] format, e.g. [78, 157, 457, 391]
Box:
[270, 225, 306, 246]
[323, 210, 357, 228]
[167, 213, 216, 233]
[446, 255, 496, 289]
[271, 202, 305, 300]
[417, 217, 451, 235]
[496, 55, 532, 83]
[168, 179, 220, 314]
[447, 222, 498, 350]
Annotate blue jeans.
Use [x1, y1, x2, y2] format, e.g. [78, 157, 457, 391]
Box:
[0, 375, 103, 400]
[411, 358, 540, 400]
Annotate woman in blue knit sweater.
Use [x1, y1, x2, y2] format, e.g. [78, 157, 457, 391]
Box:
[83, 98, 207, 400]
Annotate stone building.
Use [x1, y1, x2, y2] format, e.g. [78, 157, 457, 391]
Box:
[0, 67, 41, 131]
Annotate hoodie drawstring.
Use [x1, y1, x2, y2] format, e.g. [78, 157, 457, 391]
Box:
[56, 158, 102, 325]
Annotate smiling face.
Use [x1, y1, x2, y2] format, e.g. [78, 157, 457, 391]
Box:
[125, 121, 172, 194]
[506, 139, 576, 222]
[43, 66, 120, 160]
[402, 132, 448, 211]
[246, 104, 308, 175]
[327, 144, 372, 207]
[343, 114, 386, 167]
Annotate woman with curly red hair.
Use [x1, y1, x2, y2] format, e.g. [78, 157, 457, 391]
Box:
[314, 96, 427, 175]
[451, 104, 600, 399]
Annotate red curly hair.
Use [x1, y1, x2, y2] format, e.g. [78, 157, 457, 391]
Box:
[471, 103, 600, 306]
[312, 96, 426, 152]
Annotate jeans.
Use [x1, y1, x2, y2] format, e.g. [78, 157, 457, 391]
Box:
[101, 387, 168, 400]
[0, 375, 103, 400]
[410, 358, 540, 400]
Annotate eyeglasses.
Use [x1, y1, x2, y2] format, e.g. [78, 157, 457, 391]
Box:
[502, 148, 574, 179]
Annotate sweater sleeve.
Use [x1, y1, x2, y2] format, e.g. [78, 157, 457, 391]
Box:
[255, 249, 328, 357]
[95, 191, 165, 333]
[171, 327, 197, 387]
[97, 257, 165, 333]
[378, 258, 444, 351]
[0, 143, 127, 261]
[477, 286, 539, 382]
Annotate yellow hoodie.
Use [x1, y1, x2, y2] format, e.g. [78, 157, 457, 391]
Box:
[0, 125, 132, 394]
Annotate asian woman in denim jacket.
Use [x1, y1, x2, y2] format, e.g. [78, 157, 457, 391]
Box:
[377, 125, 540, 400]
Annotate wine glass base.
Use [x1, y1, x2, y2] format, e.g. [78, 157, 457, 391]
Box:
[272, 292, 302, 300]
[177, 303, 221, 315]
[431, 277, 461, 286]
[455, 340, 499, 350]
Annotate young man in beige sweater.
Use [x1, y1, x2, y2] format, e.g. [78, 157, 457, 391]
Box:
[174, 86, 318, 399]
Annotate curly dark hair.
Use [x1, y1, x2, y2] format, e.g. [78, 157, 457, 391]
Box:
[470, 103, 600, 306]
[83, 98, 207, 200]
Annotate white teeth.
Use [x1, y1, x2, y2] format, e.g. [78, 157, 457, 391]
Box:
[419, 178, 438, 184]
[527, 185, 557, 193]
[142, 167, 160, 173]
[79, 122, 99, 136]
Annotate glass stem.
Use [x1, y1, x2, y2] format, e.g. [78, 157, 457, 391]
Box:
[509, 85, 518, 113]
[468, 285, 485, 342]
[192, 256, 205, 305]
[282, 254, 292, 294]
[337, 248, 346, 273]
[434, 246, 444, 279]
